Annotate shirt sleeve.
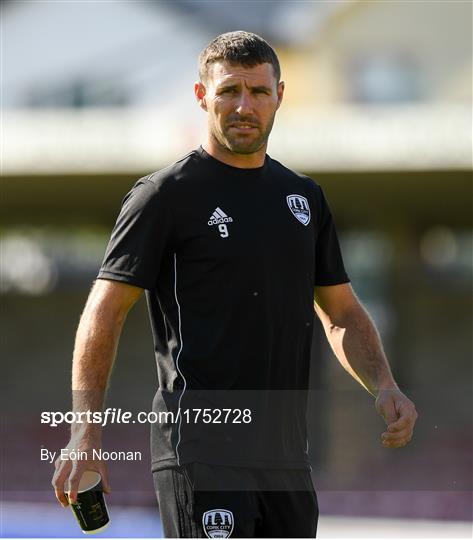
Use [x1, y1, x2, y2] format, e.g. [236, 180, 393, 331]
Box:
[97, 176, 174, 290]
[313, 184, 350, 286]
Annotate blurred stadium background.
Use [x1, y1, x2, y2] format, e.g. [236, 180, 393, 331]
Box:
[1, 0, 472, 537]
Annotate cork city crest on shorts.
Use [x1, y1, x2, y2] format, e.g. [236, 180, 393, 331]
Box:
[203, 509, 234, 538]
[287, 194, 311, 225]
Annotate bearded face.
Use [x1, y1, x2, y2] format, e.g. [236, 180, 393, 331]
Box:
[198, 61, 284, 157]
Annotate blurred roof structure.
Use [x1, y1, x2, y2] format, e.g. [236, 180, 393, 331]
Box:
[280, 0, 472, 105]
[2, 0, 211, 109]
[161, 0, 350, 45]
[2, 0, 471, 174]
[2, 0, 349, 109]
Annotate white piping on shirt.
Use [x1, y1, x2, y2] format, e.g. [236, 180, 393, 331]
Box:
[173, 252, 186, 466]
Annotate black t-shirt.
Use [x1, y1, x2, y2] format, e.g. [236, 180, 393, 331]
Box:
[98, 146, 349, 472]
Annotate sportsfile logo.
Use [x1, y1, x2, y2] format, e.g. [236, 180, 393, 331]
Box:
[208, 207, 233, 226]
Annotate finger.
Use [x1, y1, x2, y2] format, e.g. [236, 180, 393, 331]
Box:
[52, 468, 70, 507]
[389, 408, 418, 433]
[53, 455, 70, 476]
[382, 428, 413, 445]
[382, 428, 412, 443]
[67, 466, 83, 504]
[397, 400, 418, 423]
[382, 436, 412, 448]
[99, 466, 112, 494]
[382, 431, 412, 446]
[387, 416, 409, 432]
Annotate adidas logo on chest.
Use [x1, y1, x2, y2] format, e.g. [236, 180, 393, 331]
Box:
[207, 207, 234, 226]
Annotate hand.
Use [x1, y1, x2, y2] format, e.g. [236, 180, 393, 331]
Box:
[51, 434, 111, 507]
[375, 388, 418, 448]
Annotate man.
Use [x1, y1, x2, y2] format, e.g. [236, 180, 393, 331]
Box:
[52, 31, 418, 538]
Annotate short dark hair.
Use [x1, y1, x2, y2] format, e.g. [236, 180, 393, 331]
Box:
[199, 31, 281, 83]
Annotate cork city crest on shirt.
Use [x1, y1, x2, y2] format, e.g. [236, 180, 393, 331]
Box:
[287, 194, 311, 226]
[203, 509, 234, 538]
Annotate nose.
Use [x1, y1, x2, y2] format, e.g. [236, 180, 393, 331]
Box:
[235, 89, 253, 115]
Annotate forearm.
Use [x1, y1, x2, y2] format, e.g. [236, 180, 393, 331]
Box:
[71, 285, 127, 436]
[318, 302, 397, 396]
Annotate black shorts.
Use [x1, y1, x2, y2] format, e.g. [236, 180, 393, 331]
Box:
[153, 463, 318, 538]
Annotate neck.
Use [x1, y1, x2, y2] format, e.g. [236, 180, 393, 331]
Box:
[203, 136, 267, 169]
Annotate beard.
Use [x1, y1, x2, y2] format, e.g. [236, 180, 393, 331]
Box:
[210, 113, 276, 155]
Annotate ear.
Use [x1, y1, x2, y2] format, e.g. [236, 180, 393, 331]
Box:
[276, 81, 285, 110]
[194, 81, 208, 112]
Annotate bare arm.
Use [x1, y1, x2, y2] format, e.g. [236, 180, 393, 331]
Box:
[314, 283, 394, 395]
[71, 279, 141, 414]
[52, 279, 142, 506]
[314, 283, 418, 448]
